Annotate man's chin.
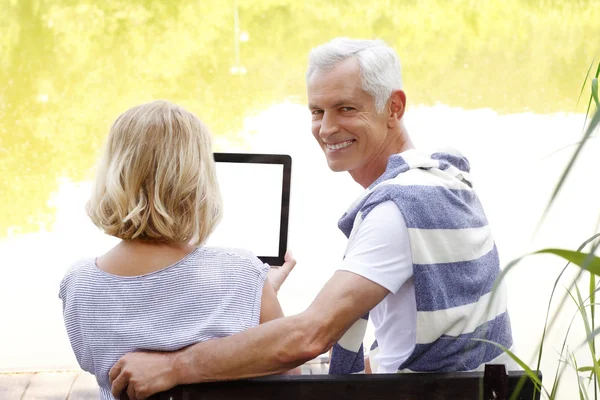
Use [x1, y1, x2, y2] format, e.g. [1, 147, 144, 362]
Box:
[326, 159, 350, 172]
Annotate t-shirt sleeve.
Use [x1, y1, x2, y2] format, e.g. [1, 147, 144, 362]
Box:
[58, 259, 88, 303]
[232, 249, 270, 325]
[337, 201, 413, 294]
[57, 259, 96, 374]
[252, 256, 270, 324]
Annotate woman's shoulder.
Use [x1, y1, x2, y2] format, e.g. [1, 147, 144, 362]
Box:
[63, 257, 96, 278]
[58, 257, 97, 298]
[196, 247, 269, 274]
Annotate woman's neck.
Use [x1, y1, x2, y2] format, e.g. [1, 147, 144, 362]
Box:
[96, 239, 196, 277]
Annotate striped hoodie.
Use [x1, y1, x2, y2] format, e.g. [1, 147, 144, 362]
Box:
[329, 148, 513, 374]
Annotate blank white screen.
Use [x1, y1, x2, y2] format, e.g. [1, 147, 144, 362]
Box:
[204, 162, 284, 257]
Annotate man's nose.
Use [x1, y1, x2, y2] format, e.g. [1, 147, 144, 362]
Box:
[319, 111, 339, 139]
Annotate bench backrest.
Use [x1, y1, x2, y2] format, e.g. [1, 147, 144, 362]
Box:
[150, 365, 542, 400]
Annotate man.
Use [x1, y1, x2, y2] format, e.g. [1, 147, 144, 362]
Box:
[109, 38, 513, 399]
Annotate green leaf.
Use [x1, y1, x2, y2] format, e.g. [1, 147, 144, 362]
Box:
[550, 307, 581, 399]
[536, 107, 600, 232]
[590, 267, 597, 400]
[593, 77, 599, 108]
[583, 63, 600, 134]
[470, 339, 545, 400]
[487, 239, 600, 399]
[532, 234, 600, 396]
[534, 249, 600, 275]
[578, 58, 596, 106]
[572, 354, 589, 400]
[568, 284, 600, 390]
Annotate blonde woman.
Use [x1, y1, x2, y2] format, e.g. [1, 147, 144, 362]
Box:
[59, 100, 295, 400]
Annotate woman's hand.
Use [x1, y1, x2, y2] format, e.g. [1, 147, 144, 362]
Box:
[267, 250, 297, 294]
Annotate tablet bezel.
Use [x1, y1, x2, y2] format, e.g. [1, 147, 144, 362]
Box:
[213, 152, 291, 266]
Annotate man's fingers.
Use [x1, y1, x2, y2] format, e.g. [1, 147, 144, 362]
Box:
[109, 359, 122, 384]
[111, 370, 129, 398]
[127, 384, 138, 400]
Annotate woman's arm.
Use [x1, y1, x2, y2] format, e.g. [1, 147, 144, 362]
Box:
[259, 277, 285, 324]
[267, 251, 297, 294]
[365, 356, 372, 373]
[259, 277, 301, 375]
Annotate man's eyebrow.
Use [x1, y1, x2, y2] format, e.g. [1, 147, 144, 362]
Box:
[309, 100, 354, 110]
[332, 100, 353, 108]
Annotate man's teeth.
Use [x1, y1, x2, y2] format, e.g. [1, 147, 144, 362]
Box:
[327, 140, 354, 150]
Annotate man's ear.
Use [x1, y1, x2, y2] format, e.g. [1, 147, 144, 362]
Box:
[387, 90, 406, 128]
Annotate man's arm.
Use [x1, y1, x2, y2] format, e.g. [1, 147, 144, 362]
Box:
[110, 270, 390, 399]
[365, 356, 372, 374]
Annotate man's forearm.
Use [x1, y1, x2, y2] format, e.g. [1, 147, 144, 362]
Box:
[110, 271, 389, 398]
[173, 311, 328, 384]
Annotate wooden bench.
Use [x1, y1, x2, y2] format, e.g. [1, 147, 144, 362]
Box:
[149, 364, 541, 400]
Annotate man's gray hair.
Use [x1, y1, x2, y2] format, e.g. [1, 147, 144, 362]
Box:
[306, 38, 403, 113]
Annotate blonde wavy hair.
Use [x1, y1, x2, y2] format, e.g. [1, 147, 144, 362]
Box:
[86, 100, 222, 246]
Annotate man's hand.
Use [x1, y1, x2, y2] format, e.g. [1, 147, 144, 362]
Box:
[109, 350, 178, 400]
[267, 250, 296, 294]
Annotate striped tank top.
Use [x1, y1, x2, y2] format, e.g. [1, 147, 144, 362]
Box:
[59, 246, 269, 400]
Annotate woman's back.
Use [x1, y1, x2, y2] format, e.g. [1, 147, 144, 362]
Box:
[59, 246, 269, 400]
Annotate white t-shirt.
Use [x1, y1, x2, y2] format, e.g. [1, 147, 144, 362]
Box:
[338, 200, 416, 373]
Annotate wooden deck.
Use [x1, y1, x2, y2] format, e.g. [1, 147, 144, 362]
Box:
[0, 371, 97, 399]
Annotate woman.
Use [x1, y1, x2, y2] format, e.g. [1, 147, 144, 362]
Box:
[59, 100, 296, 400]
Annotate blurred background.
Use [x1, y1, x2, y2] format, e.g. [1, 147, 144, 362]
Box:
[0, 0, 599, 398]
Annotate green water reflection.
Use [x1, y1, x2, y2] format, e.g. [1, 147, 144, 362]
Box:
[0, 0, 598, 237]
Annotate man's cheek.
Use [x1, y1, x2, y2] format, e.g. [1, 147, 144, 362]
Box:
[311, 124, 320, 140]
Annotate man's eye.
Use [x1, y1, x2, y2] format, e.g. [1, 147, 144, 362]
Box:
[311, 110, 323, 115]
[341, 107, 354, 112]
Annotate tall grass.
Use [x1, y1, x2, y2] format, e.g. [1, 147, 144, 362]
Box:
[489, 63, 600, 399]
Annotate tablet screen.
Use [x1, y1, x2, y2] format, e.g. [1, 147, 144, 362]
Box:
[204, 155, 289, 264]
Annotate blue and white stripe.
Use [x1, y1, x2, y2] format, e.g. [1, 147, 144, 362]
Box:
[329, 148, 513, 374]
[329, 313, 369, 374]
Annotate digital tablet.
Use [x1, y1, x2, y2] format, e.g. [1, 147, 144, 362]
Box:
[204, 153, 291, 266]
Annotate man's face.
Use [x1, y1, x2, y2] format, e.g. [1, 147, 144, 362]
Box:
[307, 58, 390, 173]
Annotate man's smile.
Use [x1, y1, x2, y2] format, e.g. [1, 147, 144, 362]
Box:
[325, 139, 356, 151]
